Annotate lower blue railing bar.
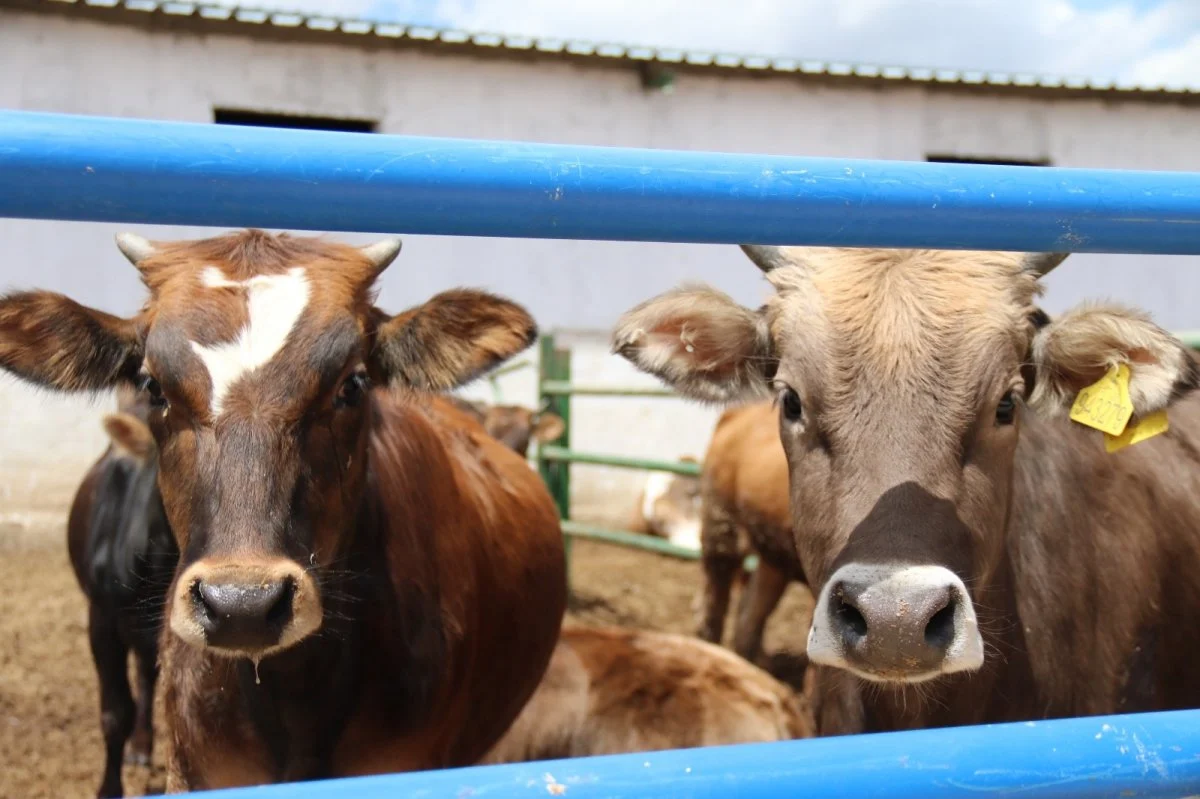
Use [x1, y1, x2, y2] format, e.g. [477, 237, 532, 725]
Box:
[3, 110, 1200, 254]
[183, 709, 1200, 798]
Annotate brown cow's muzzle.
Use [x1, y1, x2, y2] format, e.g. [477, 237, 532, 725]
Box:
[170, 560, 323, 658]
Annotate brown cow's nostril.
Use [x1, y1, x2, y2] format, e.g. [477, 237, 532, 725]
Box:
[265, 579, 296, 627]
[191, 577, 295, 651]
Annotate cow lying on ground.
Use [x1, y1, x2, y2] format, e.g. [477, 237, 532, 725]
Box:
[482, 624, 813, 763]
[444, 396, 564, 457]
[614, 244, 1200, 734]
[697, 402, 809, 666]
[0, 229, 567, 790]
[628, 458, 702, 550]
[67, 397, 177, 798]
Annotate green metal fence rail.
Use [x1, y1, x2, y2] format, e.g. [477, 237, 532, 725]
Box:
[535, 332, 715, 589]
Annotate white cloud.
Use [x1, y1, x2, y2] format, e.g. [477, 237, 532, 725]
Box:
[1129, 31, 1200, 88]
[237, 0, 1200, 89]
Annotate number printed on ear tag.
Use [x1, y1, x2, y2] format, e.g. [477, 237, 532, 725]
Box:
[1070, 363, 1134, 437]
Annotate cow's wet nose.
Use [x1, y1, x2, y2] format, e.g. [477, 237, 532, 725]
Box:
[832, 578, 954, 667]
[808, 564, 984, 681]
[192, 577, 294, 651]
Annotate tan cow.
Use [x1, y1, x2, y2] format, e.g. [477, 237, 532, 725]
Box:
[697, 402, 809, 666]
[482, 624, 813, 764]
[0, 229, 566, 790]
[614, 245, 1200, 735]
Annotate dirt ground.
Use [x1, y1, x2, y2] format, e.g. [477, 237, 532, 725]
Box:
[0, 533, 812, 799]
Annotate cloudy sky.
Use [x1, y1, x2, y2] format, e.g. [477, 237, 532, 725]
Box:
[230, 0, 1199, 89]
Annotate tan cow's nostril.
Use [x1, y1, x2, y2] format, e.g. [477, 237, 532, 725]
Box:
[924, 594, 957, 649]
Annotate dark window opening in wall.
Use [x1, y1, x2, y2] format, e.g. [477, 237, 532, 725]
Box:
[926, 154, 1051, 167]
[213, 108, 378, 134]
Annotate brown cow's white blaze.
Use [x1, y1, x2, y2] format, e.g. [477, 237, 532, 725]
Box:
[191, 266, 311, 417]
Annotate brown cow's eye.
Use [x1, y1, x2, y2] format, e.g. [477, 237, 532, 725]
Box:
[335, 373, 370, 409]
[780, 387, 803, 423]
[139, 375, 168, 410]
[996, 391, 1017, 425]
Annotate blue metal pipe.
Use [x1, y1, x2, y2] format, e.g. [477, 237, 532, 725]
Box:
[3, 110, 1200, 254]
[177, 709, 1200, 798]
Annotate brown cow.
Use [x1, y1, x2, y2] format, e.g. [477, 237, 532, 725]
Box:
[614, 245, 1200, 735]
[481, 624, 813, 764]
[444, 396, 565, 457]
[0, 229, 566, 790]
[697, 402, 808, 666]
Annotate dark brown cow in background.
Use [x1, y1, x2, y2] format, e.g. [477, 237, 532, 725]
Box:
[697, 402, 809, 666]
[67, 396, 177, 798]
[481, 624, 813, 764]
[615, 244, 1200, 735]
[444, 396, 564, 457]
[0, 229, 566, 790]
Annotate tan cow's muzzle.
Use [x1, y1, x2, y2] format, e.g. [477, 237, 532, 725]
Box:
[170, 559, 322, 658]
[807, 563, 984, 683]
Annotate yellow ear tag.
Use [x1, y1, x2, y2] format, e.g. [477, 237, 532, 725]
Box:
[1104, 410, 1169, 453]
[1069, 363, 1134, 437]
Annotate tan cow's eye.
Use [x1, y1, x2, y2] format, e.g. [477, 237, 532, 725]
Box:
[996, 391, 1017, 425]
[780, 387, 803, 423]
[335, 372, 370, 409]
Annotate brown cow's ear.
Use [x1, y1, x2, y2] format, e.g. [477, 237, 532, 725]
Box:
[1029, 302, 1199, 417]
[370, 289, 538, 391]
[102, 412, 156, 464]
[531, 412, 565, 444]
[0, 291, 142, 393]
[611, 284, 776, 404]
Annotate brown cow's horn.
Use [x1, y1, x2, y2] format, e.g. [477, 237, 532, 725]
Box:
[739, 245, 795, 274]
[360, 239, 403, 272]
[1022, 252, 1070, 278]
[115, 232, 157, 265]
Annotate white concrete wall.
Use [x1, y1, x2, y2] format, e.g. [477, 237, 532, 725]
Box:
[3, 8, 1200, 528]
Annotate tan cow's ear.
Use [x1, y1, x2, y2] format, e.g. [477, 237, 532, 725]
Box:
[531, 412, 565, 443]
[612, 284, 775, 404]
[1029, 302, 1199, 417]
[370, 290, 537, 391]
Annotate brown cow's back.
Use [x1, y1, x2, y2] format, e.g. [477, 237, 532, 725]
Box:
[482, 625, 812, 764]
[334, 393, 565, 772]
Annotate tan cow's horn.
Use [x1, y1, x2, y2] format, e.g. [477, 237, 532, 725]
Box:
[360, 238, 403, 273]
[115, 232, 157, 265]
[1022, 252, 1070, 278]
[739, 244, 797, 274]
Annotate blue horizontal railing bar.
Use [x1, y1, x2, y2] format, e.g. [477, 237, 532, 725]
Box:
[3, 110, 1200, 254]
[170, 709, 1200, 798]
